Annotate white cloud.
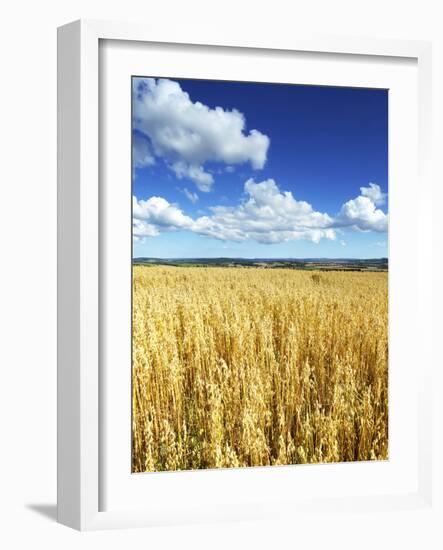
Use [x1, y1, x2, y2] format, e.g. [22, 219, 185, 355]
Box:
[132, 78, 270, 191]
[133, 178, 336, 245]
[193, 178, 335, 243]
[133, 132, 155, 169]
[133, 180, 388, 245]
[360, 183, 387, 206]
[181, 187, 199, 204]
[172, 161, 213, 192]
[132, 218, 159, 239]
[133, 196, 193, 233]
[337, 190, 388, 233]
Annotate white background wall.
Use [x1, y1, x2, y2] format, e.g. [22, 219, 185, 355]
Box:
[0, 1, 441, 548]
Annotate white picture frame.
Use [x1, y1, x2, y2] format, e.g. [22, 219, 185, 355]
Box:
[57, 19, 435, 531]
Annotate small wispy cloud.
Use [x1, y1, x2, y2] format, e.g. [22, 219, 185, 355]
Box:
[181, 187, 199, 204]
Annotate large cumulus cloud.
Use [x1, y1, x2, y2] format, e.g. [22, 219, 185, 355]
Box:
[132, 78, 270, 191]
[133, 180, 388, 245]
[335, 184, 388, 232]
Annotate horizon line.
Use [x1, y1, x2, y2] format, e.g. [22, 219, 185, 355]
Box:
[133, 256, 388, 261]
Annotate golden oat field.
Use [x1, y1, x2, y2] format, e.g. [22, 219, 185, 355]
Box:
[132, 265, 388, 473]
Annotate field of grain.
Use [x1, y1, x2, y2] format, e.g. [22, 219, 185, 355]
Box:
[132, 265, 388, 473]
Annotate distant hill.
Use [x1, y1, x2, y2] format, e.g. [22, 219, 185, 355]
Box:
[132, 257, 388, 272]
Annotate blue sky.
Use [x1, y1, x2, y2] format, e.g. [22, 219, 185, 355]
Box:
[132, 77, 388, 258]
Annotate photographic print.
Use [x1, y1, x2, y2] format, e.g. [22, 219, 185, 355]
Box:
[131, 77, 388, 473]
